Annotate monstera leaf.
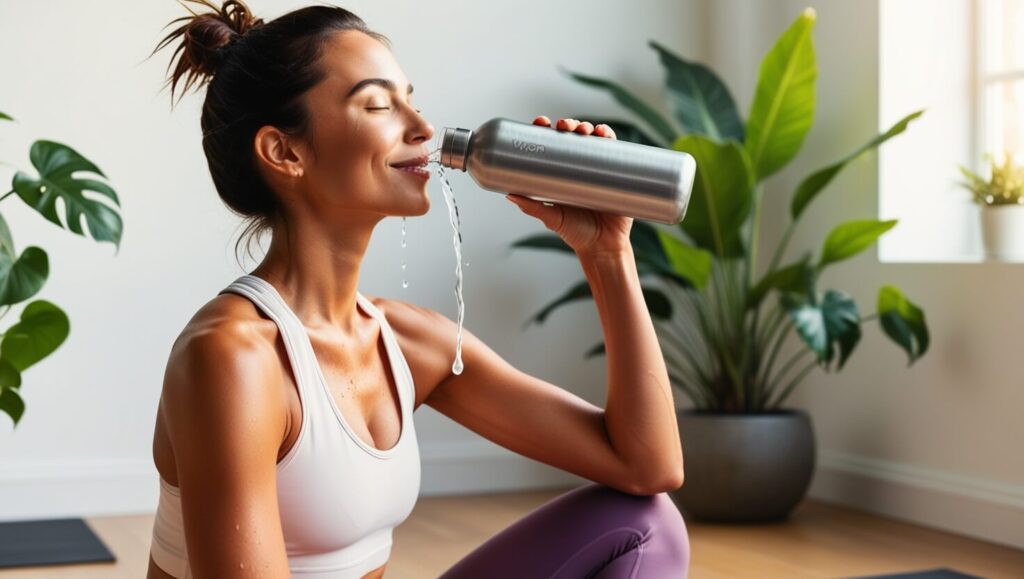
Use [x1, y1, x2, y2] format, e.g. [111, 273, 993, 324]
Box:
[12, 140, 123, 251]
[0, 213, 49, 306]
[782, 289, 861, 371]
[878, 285, 929, 365]
[0, 299, 69, 373]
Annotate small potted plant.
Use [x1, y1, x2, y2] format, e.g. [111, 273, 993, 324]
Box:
[0, 108, 123, 567]
[510, 8, 931, 522]
[960, 152, 1024, 260]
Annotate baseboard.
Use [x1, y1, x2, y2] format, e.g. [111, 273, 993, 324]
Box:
[811, 450, 1024, 551]
[5, 443, 1018, 554]
[0, 439, 586, 521]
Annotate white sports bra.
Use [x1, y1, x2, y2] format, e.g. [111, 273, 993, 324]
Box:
[150, 274, 421, 578]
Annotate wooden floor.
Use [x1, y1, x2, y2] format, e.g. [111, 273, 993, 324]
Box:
[1, 485, 1022, 578]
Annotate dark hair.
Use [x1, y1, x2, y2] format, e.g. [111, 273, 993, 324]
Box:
[151, 0, 390, 267]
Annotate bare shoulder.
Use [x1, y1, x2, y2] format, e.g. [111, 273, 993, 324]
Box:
[160, 293, 287, 446]
[156, 294, 293, 577]
[360, 295, 465, 407]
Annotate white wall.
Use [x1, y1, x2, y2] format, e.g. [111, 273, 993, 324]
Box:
[703, 0, 1023, 550]
[0, 0, 705, 519]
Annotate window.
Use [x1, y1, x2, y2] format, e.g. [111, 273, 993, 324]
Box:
[878, 0, 980, 262]
[979, 0, 1024, 165]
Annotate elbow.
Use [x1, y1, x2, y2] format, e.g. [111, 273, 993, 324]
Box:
[630, 465, 684, 496]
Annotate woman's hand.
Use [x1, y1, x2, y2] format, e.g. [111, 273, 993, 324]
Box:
[505, 116, 634, 258]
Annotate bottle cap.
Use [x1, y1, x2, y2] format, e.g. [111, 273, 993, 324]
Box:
[440, 127, 472, 171]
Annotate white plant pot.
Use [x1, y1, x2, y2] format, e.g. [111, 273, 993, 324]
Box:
[981, 204, 1024, 260]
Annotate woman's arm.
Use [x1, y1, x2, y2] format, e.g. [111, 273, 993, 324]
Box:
[161, 324, 292, 578]
[578, 246, 684, 488]
[398, 116, 683, 496]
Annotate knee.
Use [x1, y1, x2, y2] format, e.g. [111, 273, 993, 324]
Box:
[573, 484, 690, 543]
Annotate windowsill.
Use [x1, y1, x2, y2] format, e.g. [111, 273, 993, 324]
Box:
[879, 253, 1024, 264]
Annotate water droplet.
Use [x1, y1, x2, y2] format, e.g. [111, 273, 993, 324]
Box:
[39, 185, 47, 193]
[402, 280, 409, 289]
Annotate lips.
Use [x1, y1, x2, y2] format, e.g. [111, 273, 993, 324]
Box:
[389, 154, 429, 168]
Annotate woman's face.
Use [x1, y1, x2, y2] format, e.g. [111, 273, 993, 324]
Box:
[296, 30, 435, 219]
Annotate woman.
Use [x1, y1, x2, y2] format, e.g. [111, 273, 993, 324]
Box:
[147, 1, 689, 578]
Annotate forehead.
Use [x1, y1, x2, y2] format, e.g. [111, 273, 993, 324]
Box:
[317, 30, 409, 94]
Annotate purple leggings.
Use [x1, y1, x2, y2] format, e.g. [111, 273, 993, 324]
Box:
[438, 483, 690, 579]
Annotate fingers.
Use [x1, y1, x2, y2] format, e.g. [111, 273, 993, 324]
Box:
[555, 118, 581, 132]
[534, 117, 617, 139]
[594, 123, 617, 139]
[506, 194, 565, 232]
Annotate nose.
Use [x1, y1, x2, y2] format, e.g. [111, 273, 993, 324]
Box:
[408, 112, 434, 145]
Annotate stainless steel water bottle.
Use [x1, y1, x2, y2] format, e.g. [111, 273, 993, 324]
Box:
[438, 117, 696, 224]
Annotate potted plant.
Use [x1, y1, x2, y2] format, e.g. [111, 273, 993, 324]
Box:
[510, 8, 931, 522]
[960, 152, 1024, 260]
[0, 109, 123, 565]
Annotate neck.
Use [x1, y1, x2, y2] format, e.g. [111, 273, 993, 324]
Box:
[250, 209, 382, 335]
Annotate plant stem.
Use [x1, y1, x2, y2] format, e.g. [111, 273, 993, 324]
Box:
[747, 184, 763, 289]
[757, 312, 794, 404]
[763, 347, 814, 405]
[0, 190, 15, 203]
[768, 359, 819, 409]
[767, 220, 797, 275]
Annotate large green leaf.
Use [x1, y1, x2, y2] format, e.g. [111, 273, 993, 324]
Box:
[510, 232, 573, 255]
[745, 8, 817, 181]
[649, 40, 744, 142]
[526, 280, 592, 327]
[0, 246, 48, 306]
[526, 279, 672, 328]
[748, 252, 813, 307]
[656, 229, 712, 290]
[0, 300, 70, 372]
[12, 140, 123, 251]
[560, 67, 678, 145]
[0, 358, 21, 389]
[791, 110, 924, 219]
[877, 285, 929, 365]
[672, 135, 754, 257]
[0, 212, 16, 257]
[819, 219, 897, 269]
[0, 212, 49, 306]
[630, 222, 694, 288]
[0, 385, 25, 426]
[782, 288, 861, 370]
[640, 286, 673, 319]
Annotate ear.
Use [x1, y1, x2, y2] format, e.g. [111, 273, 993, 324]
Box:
[254, 125, 307, 180]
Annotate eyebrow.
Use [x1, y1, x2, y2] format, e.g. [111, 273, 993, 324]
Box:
[346, 78, 414, 98]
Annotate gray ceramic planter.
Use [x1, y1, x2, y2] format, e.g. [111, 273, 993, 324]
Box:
[668, 408, 816, 522]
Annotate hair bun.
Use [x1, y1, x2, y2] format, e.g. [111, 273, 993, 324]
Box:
[152, 0, 264, 103]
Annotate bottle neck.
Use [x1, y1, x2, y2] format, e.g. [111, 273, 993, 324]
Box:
[439, 127, 472, 171]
